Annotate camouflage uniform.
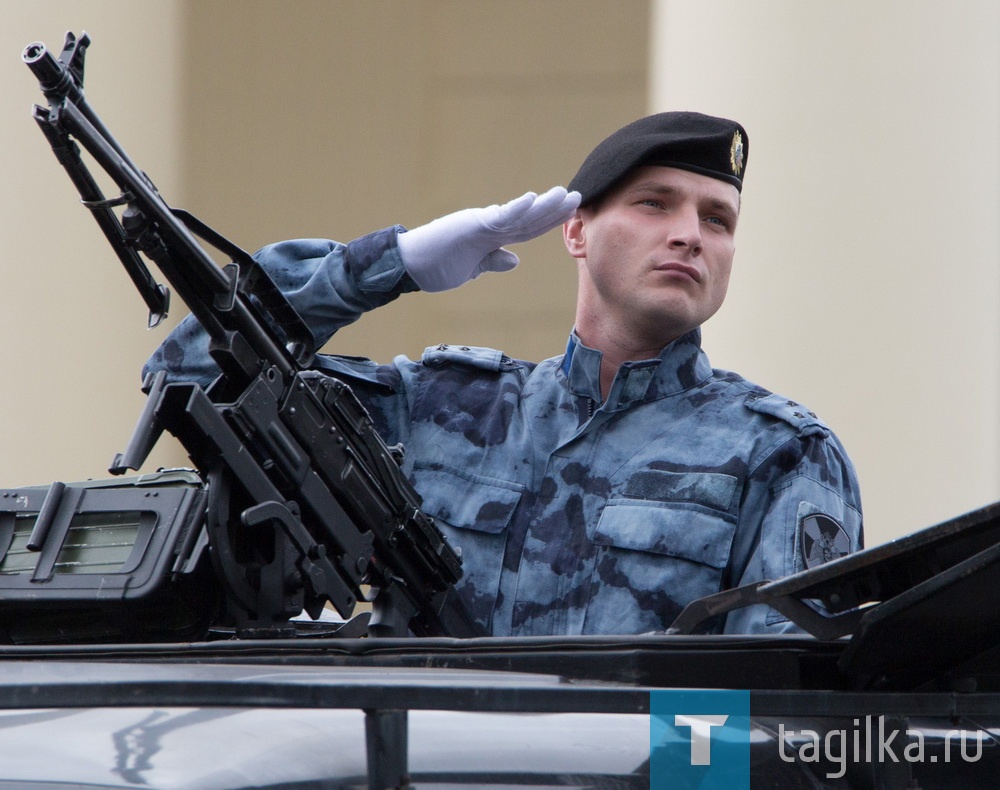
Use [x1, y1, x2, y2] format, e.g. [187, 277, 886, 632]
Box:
[147, 226, 864, 636]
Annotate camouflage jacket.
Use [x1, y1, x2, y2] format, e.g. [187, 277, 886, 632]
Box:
[146, 226, 864, 636]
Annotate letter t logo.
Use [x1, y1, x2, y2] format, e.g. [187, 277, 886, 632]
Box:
[674, 714, 730, 765]
[651, 689, 750, 790]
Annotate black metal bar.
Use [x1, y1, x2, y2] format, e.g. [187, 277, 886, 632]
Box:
[365, 709, 409, 790]
[1, 660, 1000, 718]
[25, 481, 65, 552]
[29, 486, 85, 581]
[666, 581, 768, 634]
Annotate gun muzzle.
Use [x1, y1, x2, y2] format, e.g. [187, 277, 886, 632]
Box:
[23, 41, 82, 103]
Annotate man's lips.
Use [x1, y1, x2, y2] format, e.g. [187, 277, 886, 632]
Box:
[652, 262, 702, 283]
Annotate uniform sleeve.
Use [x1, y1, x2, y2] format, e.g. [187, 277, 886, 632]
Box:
[722, 429, 864, 635]
[143, 225, 418, 387]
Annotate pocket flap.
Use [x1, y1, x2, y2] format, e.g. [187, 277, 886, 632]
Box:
[411, 466, 522, 534]
[593, 501, 735, 569]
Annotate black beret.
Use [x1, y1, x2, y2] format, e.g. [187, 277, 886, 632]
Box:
[568, 111, 748, 206]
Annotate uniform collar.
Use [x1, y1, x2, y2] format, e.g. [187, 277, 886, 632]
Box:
[561, 328, 712, 409]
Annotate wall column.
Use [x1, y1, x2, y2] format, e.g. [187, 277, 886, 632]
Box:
[650, 0, 1000, 543]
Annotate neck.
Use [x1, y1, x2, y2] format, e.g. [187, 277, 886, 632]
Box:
[575, 323, 682, 400]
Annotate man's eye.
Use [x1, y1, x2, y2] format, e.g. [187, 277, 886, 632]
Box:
[704, 216, 728, 228]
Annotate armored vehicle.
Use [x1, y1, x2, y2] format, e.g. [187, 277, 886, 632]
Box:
[4, 31, 999, 789]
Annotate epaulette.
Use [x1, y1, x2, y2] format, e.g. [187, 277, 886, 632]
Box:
[743, 391, 830, 437]
[421, 344, 520, 372]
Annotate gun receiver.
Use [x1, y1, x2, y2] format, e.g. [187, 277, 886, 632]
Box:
[25, 32, 483, 639]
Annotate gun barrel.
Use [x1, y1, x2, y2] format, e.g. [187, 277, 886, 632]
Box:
[23, 43, 78, 102]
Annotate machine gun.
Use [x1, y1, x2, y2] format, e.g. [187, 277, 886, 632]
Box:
[23, 31, 483, 639]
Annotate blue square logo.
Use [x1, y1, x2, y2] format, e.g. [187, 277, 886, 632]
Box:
[650, 689, 750, 790]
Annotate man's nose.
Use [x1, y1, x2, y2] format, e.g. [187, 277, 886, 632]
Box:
[667, 207, 703, 254]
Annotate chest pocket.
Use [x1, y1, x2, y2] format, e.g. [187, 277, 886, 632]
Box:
[581, 471, 739, 634]
[410, 466, 522, 628]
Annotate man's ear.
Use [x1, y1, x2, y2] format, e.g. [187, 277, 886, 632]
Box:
[563, 212, 587, 259]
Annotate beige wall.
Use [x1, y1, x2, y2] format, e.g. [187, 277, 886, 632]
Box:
[177, 0, 648, 364]
[3, 1, 998, 549]
[652, 0, 1000, 543]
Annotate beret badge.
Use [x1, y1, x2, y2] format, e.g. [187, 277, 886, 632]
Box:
[730, 130, 745, 177]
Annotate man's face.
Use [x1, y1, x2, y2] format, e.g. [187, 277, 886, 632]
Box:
[564, 165, 739, 351]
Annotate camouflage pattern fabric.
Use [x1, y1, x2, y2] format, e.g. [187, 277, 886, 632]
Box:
[146, 226, 863, 636]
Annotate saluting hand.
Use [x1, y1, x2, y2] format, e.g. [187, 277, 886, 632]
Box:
[398, 186, 581, 293]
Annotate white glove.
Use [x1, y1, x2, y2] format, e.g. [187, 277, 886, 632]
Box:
[397, 186, 581, 293]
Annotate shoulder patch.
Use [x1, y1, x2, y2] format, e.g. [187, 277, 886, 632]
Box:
[800, 513, 852, 569]
[743, 391, 830, 437]
[421, 344, 519, 372]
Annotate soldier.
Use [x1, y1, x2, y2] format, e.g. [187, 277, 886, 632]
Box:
[147, 111, 862, 635]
